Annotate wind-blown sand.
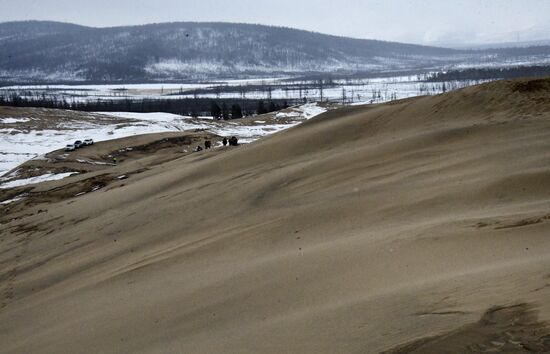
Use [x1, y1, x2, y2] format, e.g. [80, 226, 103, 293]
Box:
[1, 78, 550, 353]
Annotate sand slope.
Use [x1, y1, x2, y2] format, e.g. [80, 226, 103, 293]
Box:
[1, 78, 550, 353]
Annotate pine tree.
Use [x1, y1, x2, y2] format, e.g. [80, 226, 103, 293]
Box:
[221, 103, 229, 120]
[231, 104, 243, 119]
[257, 100, 267, 115]
[210, 101, 221, 119]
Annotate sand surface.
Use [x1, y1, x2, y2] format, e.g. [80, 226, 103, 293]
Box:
[1, 78, 550, 353]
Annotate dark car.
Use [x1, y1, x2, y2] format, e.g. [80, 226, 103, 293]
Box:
[74, 140, 83, 148]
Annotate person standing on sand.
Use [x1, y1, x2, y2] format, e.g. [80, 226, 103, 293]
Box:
[222, 137, 228, 146]
[204, 140, 212, 149]
[112, 156, 117, 165]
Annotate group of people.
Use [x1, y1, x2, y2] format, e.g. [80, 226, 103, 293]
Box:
[222, 136, 239, 146]
[193, 136, 238, 152]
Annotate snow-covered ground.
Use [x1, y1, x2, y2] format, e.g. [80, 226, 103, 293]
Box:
[0, 112, 209, 177]
[0, 194, 27, 204]
[290, 103, 327, 119]
[0, 77, 290, 103]
[0, 75, 484, 105]
[0, 103, 327, 187]
[0, 172, 77, 189]
[0, 118, 31, 124]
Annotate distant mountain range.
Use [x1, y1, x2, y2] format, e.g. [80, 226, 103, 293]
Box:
[1, 21, 550, 83]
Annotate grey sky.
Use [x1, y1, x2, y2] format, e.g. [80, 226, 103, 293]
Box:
[1, 0, 549, 45]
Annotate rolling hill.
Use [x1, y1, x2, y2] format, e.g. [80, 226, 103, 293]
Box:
[1, 21, 550, 83]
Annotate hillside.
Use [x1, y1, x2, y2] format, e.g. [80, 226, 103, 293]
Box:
[0, 21, 456, 82]
[1, 21, 549, 83]
[1, 78, 550, 352]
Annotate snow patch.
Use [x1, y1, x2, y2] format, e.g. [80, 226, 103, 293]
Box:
[1, 118, 31, 124]
[97, 112, 190, 122]
[0, 172, 77, 189]
[275, 112, 301, 118]
[76, 159, 112, 166]
[0, 195, 26, 205]
[275, 103, 327, 120]
[299, 103, 327, 119]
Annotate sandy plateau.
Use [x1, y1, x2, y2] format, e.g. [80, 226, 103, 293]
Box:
[1, 78, 550, 353]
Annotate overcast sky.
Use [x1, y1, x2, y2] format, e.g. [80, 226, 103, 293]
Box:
[1, 0, 549, 46]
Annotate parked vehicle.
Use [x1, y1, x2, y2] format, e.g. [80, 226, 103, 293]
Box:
[65, 144, 76, 151]
[83, 139, 94, 146]
[74, 140, 83, 148]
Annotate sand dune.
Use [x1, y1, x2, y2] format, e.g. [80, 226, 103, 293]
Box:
[1, 78, 550, 353]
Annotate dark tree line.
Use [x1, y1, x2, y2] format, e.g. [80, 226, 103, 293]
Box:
[210, 101, 244, 119]
[209, 100, 286, 119]
[427, 65, 550, 82]
[174, 80, 339, 97]
[0, 92, 293, 118]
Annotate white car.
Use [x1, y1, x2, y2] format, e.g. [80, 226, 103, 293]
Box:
[65, 144, 76, 151]
[83, 139, 94, 146]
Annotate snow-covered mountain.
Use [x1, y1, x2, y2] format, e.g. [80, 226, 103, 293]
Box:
[1, 21, 550, 83]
